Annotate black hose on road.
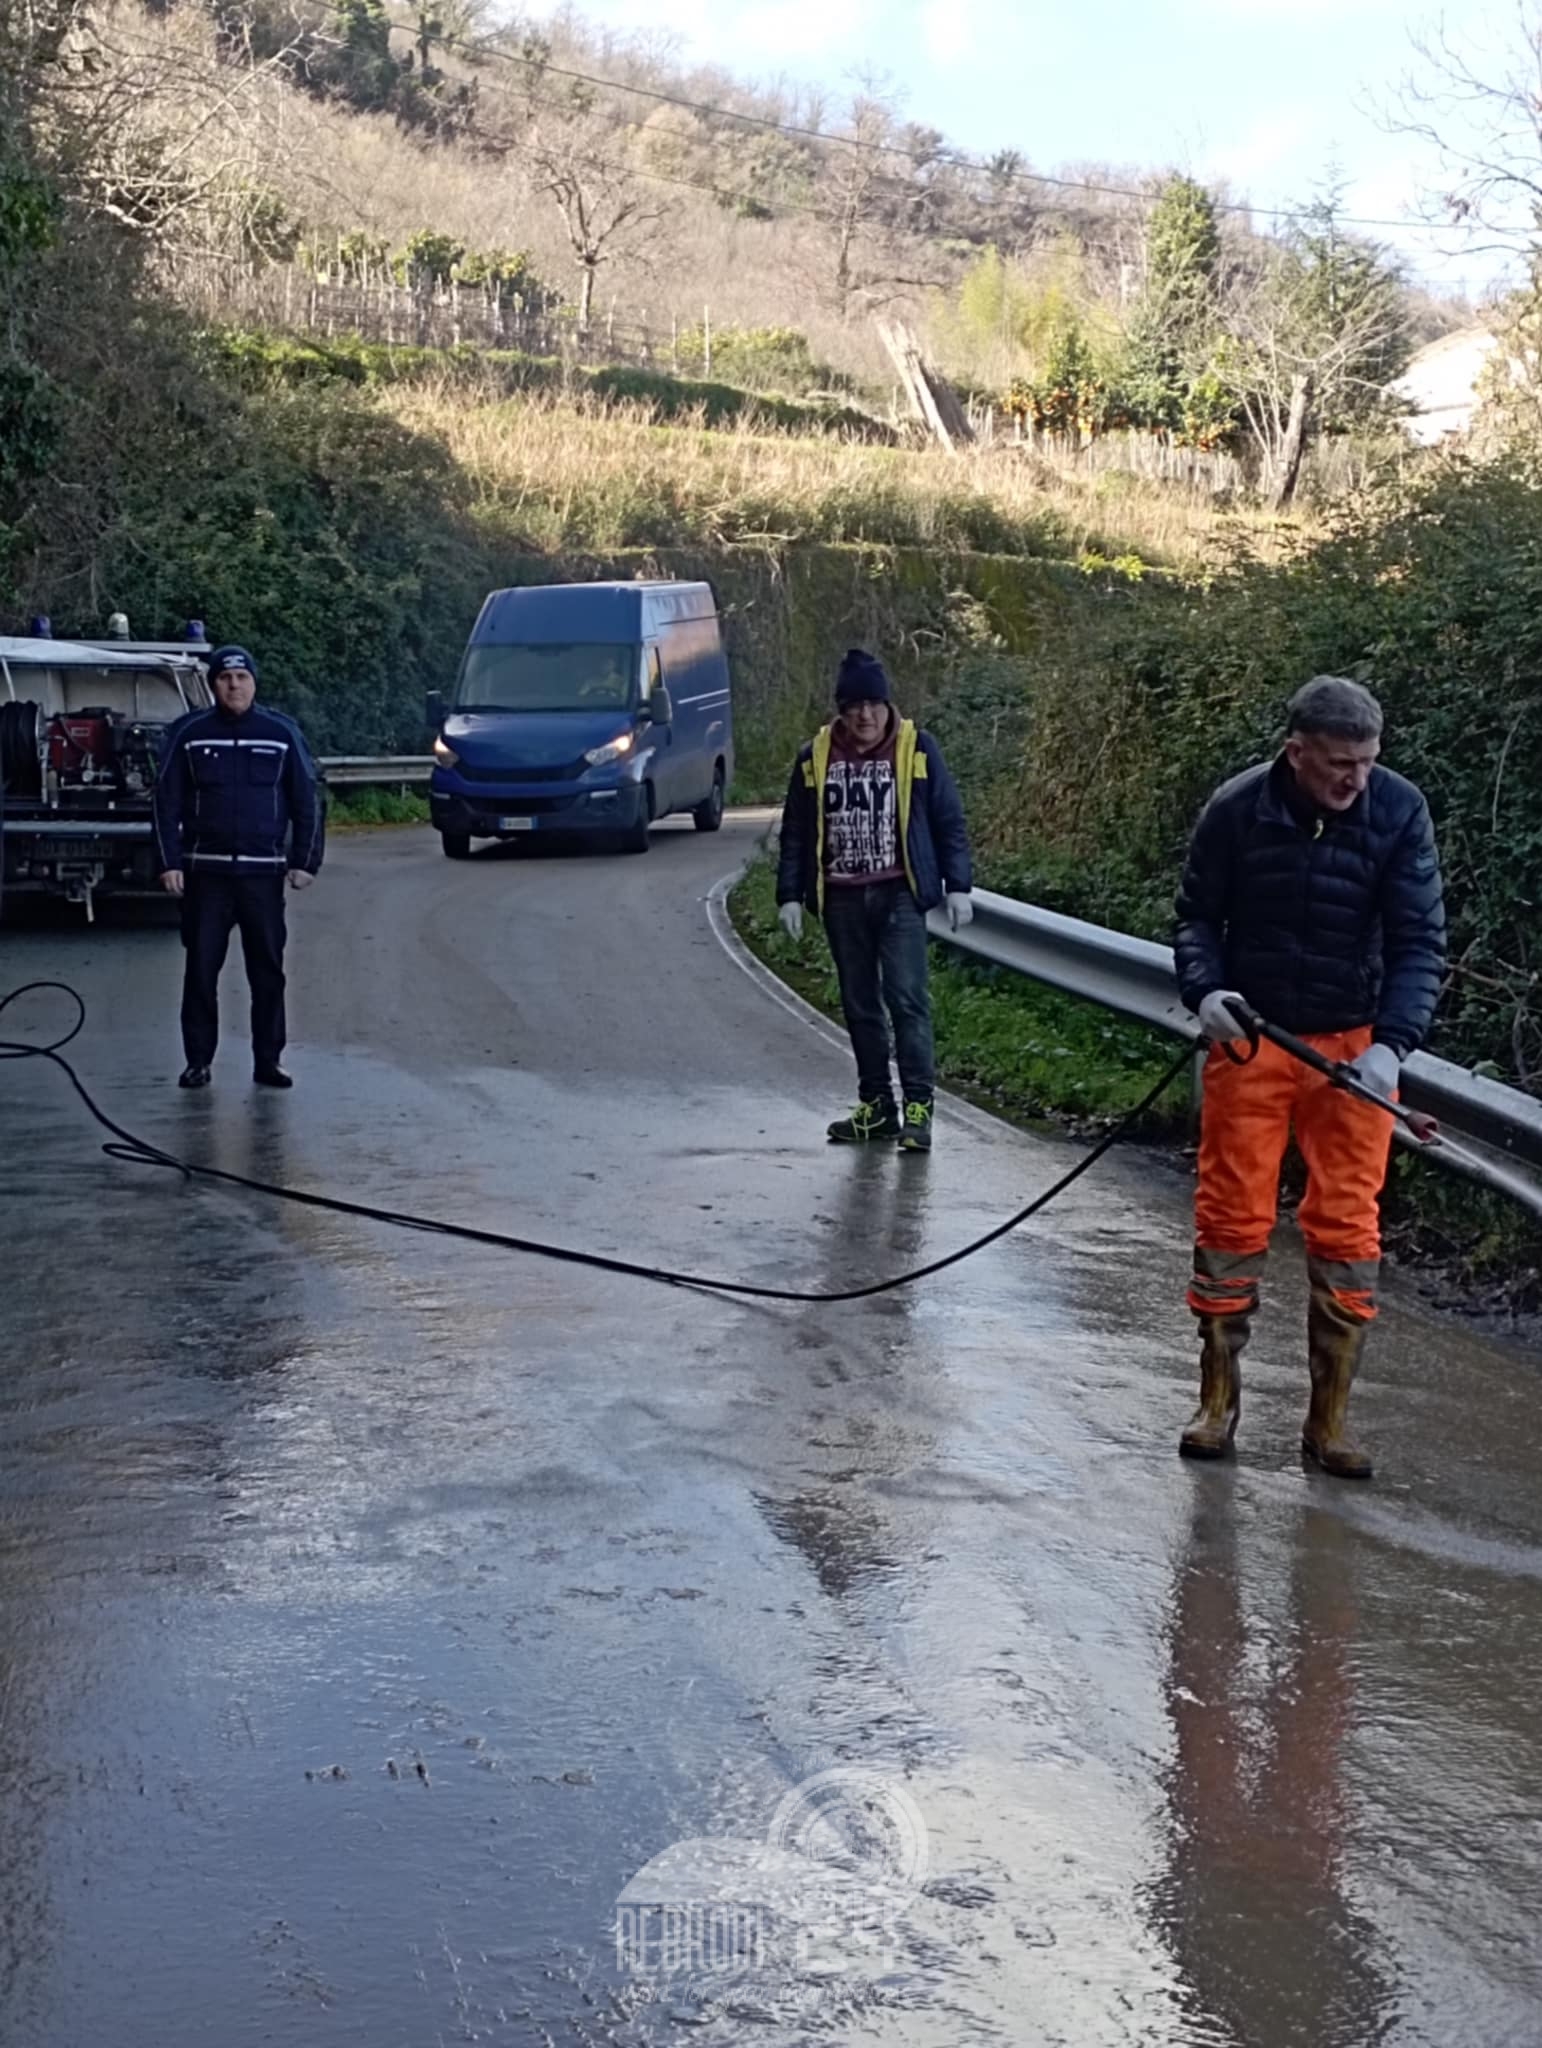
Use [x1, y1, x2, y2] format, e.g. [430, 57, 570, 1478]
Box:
[0, 981, 1194, 1305]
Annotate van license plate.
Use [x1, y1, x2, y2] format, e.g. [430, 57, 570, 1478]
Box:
[498, 816, 536, 831]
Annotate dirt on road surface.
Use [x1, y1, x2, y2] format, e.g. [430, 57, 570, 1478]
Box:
[2, 817, 1541, 2047]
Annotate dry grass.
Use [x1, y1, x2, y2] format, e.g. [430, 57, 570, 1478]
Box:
[383, 381, 1311, 568]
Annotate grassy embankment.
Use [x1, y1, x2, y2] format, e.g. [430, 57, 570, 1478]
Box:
[384, 373, 1298, 574]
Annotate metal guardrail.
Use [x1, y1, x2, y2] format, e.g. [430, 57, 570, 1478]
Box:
[290, 785, 1542, 1217]
[927, 887, 1542, 1222]
[317, 754, 434, 787]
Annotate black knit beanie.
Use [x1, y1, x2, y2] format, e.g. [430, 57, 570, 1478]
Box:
[208, 643, 259, 685]
[835, 648, 892, 707]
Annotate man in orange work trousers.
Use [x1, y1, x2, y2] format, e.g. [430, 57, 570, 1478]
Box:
[1174, 677, 1446, 1478]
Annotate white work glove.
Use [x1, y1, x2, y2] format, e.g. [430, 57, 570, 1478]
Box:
[946, 891, 974, 931]
[1349, 1042, 1400, 1100]
[1197, 989, 1250, 1041]
[778, 901, 804, 941]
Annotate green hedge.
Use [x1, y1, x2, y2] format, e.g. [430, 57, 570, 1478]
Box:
[966, 458, 1542, 1090]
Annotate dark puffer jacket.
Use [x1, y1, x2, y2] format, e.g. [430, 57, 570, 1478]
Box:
[1174, 756, 1446, 1057]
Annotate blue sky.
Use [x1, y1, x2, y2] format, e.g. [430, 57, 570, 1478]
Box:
[556, 0, 1523, 301]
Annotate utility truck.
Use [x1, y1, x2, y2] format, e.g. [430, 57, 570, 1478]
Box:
[0, 630, 212, 919]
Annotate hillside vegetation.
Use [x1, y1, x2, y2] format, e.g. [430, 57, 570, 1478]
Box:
[15, 0, 1471, 478]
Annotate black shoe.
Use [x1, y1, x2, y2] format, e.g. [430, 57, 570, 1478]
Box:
[178, 1064, 211, 1090]
[898, 1099, 934, 1151]
[253, 1063, 293, 1089]
[827, 1099, 901, 1143]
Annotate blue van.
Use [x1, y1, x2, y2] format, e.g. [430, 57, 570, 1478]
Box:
[427, 581, 733, 858]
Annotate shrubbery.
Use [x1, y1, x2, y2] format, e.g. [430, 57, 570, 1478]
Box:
[669, 324, 852, 399]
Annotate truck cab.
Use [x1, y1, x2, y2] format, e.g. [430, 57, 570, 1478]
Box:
[427, 581, 733, 858]
[0, 635, 212, 919]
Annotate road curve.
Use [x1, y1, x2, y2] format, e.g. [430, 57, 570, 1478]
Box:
[2, 816, 1541, 2048]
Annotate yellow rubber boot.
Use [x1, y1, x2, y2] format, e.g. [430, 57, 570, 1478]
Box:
[1179, 1315, 1248, 1459]
[1302, 1287, 1374, 1480]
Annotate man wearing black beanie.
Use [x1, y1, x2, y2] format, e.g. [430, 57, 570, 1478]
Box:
[154, 643, 324, 1090]
[775, 648, 974, 1150]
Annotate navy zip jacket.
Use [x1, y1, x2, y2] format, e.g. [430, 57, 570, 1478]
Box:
[777, 718, 973, 915]
[154, 702, 324, 876]
[1174, 755, 1445, 1058]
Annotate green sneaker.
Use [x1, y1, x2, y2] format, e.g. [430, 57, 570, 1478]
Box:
[827, 1099, 901, 1144]
[898, 1099, 934, 1151]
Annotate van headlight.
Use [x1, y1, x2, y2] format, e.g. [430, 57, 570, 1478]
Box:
[433, 734, 460, 768]
[584, 732, 635, 768]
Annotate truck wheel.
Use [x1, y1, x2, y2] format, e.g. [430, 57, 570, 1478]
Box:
[692, 764, 726, 833]
[441, 831, 471, 860]
[621, 788, 653, 854]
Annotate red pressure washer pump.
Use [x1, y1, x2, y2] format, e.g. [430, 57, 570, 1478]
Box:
[43, 709, 164, 800]
[47, 710, 116, 788]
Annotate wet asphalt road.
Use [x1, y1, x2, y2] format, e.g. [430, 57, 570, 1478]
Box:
[2, 816, 1542, 2048]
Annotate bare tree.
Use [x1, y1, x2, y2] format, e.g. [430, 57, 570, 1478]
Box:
[1222, 214, 1409, 506]
[524, 110, 671, 332]
[29, 2, 321, 262]
[813, 83, 944, 322]
[1390, 10, 1542, 253]
[822, 88, 893, 319]
[501, 48, 673, 335]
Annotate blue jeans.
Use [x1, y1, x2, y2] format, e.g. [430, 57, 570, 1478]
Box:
[822, 881, 935, 1108]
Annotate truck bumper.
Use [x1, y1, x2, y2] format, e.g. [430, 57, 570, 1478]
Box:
[1, 822, 162, 899]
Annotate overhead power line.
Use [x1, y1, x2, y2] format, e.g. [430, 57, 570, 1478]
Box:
[382, 12, 1454, 240]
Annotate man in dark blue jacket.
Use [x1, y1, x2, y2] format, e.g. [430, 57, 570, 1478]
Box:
[154, 644, 324, 1090]
[1173, 676, 1445, 1479]
[777, 649, 973, 1151]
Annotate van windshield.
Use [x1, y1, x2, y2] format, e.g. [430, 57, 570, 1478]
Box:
[454, 642, 634, 713]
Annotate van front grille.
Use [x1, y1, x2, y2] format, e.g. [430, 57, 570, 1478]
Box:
[469, 796, 575, 818]
[458, 759, 583, 784]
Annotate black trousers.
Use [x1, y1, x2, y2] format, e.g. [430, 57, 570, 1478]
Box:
[181, 869, 287, 1069]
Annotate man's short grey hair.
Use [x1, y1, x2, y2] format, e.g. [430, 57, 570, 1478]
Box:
[1286, 675, 1384, 742]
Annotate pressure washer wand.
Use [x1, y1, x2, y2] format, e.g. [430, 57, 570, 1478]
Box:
[1223, 1005, 1542, 1222]
[1229, 1003, 1444, 1147]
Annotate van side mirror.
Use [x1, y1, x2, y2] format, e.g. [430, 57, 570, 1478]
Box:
[425, 689, 446, 730]
[647, 685, 674, 727]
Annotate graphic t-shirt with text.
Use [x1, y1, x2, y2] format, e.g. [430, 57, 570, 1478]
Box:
[823, 722, 905, 886]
